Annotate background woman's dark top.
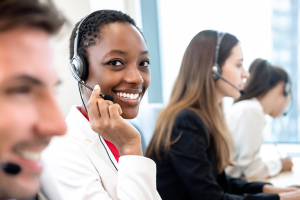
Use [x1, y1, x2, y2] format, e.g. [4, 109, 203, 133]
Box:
[153, 109, 279, 200]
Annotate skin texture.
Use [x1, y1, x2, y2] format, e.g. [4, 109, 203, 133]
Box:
[81, 22, 150, 119]
[80, 22, 150, 156]
[0, 27, 66, 200]
[215, 43, 249, 103]
[258, 82, 291, 118]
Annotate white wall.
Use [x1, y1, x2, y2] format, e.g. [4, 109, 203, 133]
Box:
[52, 0, 91, 116]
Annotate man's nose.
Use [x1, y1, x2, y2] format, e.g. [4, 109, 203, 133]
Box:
[35, 92, 67, 138]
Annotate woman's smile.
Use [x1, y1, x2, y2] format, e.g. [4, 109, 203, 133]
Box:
[112, 88, 143, 106]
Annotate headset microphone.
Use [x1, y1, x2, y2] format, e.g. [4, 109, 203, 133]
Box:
[212, 67, 245, 95]
[0, 162, 21, 175]
[212, 32, 245, 96]
[68, 63, 114, 101]
[69, 10, 114, 102]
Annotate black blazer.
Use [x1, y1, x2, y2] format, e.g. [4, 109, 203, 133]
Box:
[153, 109, 279, 200]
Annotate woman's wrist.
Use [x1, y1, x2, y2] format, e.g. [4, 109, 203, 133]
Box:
[117, 138, 143, 157]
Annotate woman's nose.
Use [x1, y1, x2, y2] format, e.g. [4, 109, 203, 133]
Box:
[124, 65, 144, 85]
[242, 67, 250, 79]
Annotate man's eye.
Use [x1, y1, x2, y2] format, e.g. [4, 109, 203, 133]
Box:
[10, 87, 31, 94]
[140, 61, 150, 67]
[108, 60, 123, 66]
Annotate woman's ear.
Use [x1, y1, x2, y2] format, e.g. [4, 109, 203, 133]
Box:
[278, 82, 286, 96]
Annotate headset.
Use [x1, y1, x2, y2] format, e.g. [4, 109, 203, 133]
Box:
[68, 10, 113, 102]
[68, 11, 117, 171]
[212, 32, 226, 81]
[257, 59, 291, 97]
[211, 31, 245, 95]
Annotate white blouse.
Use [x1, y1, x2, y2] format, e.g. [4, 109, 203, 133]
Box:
[225, 98, 282, 179]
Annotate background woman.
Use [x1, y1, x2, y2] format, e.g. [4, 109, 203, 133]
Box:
[146, 30, 300, 200]
[40, 10, 160, 200]
[226, 58, 293, 179]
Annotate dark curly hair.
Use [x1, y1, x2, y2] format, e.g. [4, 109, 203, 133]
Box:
[69, 10, 143, 62]
[0, 0, 65, 34]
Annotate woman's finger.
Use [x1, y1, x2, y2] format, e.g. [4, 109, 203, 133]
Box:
[108, 104, 122, 122]
[87, 85, 101, 119]
[97, 98, 111, 120]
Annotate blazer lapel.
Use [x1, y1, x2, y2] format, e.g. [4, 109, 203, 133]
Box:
[66, 106, 119, 199]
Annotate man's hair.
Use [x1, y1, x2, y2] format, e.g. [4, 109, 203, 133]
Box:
[0, 0, 65, 34]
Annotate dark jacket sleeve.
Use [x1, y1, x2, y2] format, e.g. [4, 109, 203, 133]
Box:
[168, 109, 279, 200]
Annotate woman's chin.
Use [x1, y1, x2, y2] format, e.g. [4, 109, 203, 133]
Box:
[120, 107, 139, 119]
[227, 90, 241, 99]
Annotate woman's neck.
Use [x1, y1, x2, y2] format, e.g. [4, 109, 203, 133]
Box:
[258, 95, 274, 115]
[79, 105, 88, 116]
[215, 89, 225, 105]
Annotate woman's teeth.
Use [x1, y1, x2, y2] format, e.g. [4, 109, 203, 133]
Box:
[116, 92, 139, 100]
[17, 150, 40, 162]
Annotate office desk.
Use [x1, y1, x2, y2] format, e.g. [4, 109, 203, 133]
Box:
[248, 157, 300, 188]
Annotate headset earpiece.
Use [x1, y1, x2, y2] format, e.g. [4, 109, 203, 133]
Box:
[71, 54, 89, 81]
[212, 32, 226, 81]
[212, 65, 222, 81]
[283, 82, 291, 96]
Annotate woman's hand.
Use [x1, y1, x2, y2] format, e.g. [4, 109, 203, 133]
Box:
[281, 157, 293, 171]
[279, 190, 300, 200]
[263, 184, 298, 194]
[87, 85, 143, 156]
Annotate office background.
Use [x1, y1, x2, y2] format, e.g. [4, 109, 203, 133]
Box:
[51, 0, 299, 143]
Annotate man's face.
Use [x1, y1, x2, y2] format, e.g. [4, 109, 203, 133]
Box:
[0, 27, 66, 199]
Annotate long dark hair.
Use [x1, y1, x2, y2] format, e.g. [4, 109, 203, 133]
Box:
[236, 58, 290, 103]
[146, 30, 238, 173]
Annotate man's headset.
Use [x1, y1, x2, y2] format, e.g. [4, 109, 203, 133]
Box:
[211, 32, 245, 95]
[68, 10, 113, 102]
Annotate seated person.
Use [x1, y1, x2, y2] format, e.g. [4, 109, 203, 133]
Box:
[0, 0, 66, 199]
[40, 10, 161, 200]
[146, 30, 300, 200]
[226, 58, 293, 179]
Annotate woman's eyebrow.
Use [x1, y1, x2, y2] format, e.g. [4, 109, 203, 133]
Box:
[103, 50, 128, 59]
[140, 50, 149, 56]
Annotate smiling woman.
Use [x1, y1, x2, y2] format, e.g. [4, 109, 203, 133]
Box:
[39, 10, 161, 200]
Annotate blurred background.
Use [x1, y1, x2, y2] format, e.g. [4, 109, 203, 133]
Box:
[52, 0, 299, 144]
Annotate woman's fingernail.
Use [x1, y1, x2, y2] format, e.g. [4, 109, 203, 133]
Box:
[94, 85, 99, 89]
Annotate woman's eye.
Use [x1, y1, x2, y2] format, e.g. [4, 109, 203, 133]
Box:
[140, 61, 150, 67]
[108, 60, 123, 66]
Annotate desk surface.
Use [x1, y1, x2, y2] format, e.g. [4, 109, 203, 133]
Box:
[248, 158, 300, 188]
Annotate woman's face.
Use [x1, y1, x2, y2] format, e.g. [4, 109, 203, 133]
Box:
[85, 22, 150, 119]
[215, 43, 249, 99]
[269, 83, 291, 118]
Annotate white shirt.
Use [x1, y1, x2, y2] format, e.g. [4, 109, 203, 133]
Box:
[39, 106, 161, 200]
[225, 98, 282, 179]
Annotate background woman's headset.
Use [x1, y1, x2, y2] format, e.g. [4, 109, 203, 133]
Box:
[211, 31, 245, 95]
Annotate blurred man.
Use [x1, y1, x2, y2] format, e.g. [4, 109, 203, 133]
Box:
[0, 0, 67, 199]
